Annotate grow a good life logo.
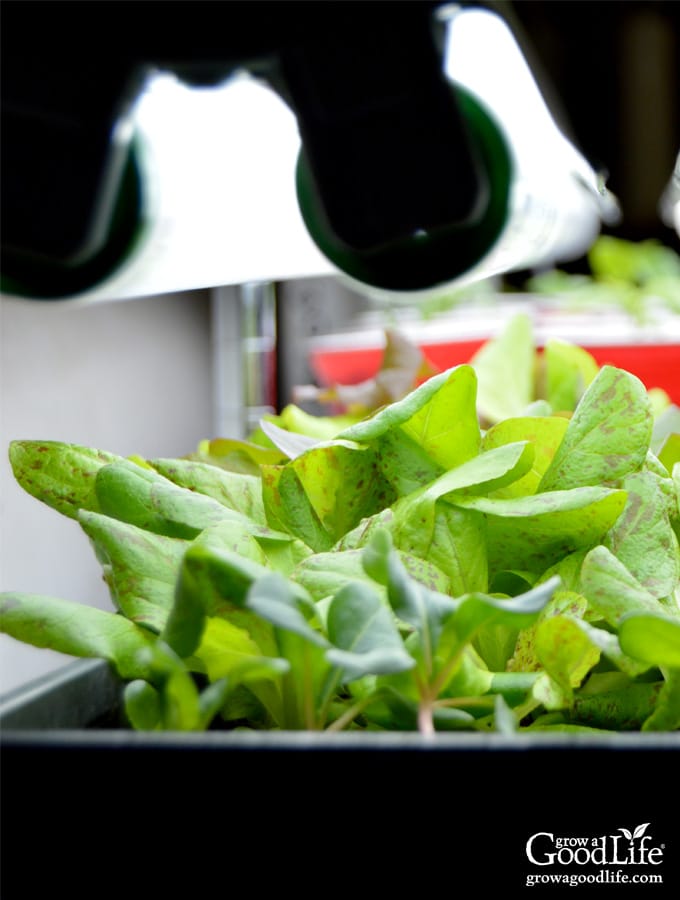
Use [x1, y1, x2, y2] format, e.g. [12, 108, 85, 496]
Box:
[525, 823, 666, 887]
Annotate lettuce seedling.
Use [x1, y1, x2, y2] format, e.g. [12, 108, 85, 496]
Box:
[2, 317, 679, 733]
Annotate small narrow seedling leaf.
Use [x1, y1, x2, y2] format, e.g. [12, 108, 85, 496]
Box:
[166, 540, 281, 658]
[361, 528, 394, 586]
[124, 680, 162, 730]
[326, 581, 414, 681]
[246, 573, 327, 648]
[136, 641, 202, 730]
[453, 576, 560, 644]
[385, 541, 458, 637]
[494, 694, 517, 735]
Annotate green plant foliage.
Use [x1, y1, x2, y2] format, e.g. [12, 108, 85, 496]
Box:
[2, 316, 679, 733]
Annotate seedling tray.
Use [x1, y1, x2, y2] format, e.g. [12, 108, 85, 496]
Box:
[2, 658, 679, 894]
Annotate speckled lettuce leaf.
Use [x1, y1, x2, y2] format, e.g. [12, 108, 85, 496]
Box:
[542, 338, 599, 413]
[447, 486, 627, 575]
[481, 416, 569, 498]
[0, 591, 154, 681]
[373, 429, 443, 496]
[377, 442, 534, 596]
[261, 464, 332, 552]
[423, 440, 535, 500]
[95, 459, 248, 540]
[284, 441, 394, 544]
[508, 588, 589, 674]
[390, 492, 488, 596]
[8, 440, 121, 519]
[469, 312, 534, 423]
[190, 436, 285, 475]
[396, 364, 480, 470]
[77, 510, 188, 632]
[192, 616, 279, 682]
[603, 470, 680, 599]
[532, 615, 601, 708]
[332, 367, 482, 498]
[618, 612, 680, 668]
[539, 366, 653, 492]
[338, 365, 464, 438]
[581, 545, 672, 627]
[149, 457, 267, 524]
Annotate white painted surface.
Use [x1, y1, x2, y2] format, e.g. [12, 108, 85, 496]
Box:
[0, 289, 214, 694]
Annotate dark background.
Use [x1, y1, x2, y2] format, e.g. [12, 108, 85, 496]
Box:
[502, 0, 679, 250]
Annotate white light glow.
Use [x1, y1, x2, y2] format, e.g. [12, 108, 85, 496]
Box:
[443, 7, 620, 276]
[8, 8, 623, 303]
[56, 71, 334, 303]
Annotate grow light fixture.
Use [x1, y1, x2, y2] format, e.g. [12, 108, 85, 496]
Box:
[1, 2, 619, 303]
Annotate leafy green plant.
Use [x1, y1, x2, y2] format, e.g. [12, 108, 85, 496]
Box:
[527, 235, 680, 322]
[2, 317, 679, 734]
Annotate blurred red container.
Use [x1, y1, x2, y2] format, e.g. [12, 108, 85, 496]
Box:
[309, 301, 680, 403]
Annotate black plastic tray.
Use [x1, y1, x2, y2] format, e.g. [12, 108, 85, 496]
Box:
[2, 658, 679, 894]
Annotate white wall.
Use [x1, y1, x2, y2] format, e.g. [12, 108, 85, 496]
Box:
[0, 290, 214, 695]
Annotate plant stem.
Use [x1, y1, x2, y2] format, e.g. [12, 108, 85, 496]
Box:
[325, 695, 374, 732]
[432, 696, 495, 710]
[429, 645, 465, 698]
[317, 669, 342, 730]
[302, 645, 317, 730]
[417, 699, 435, 736]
